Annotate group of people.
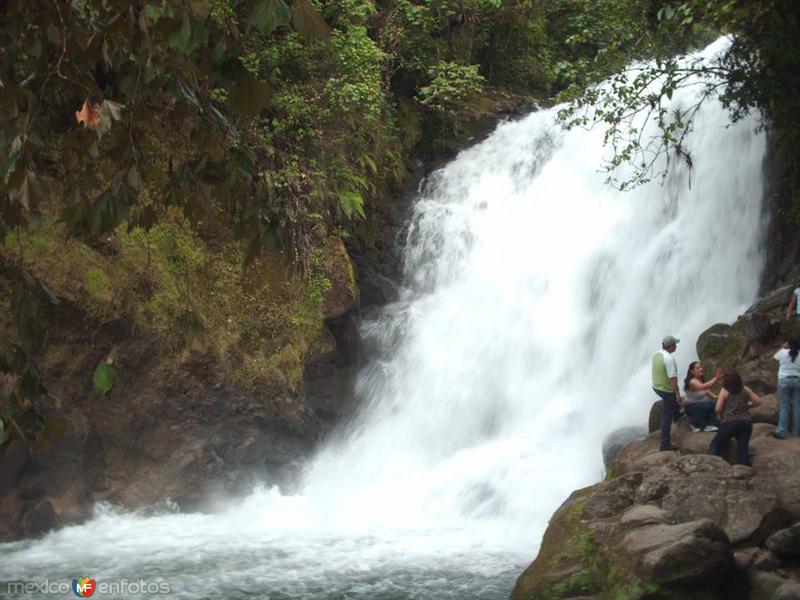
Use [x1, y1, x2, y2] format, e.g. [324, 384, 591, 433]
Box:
[651, 330, 800, 467]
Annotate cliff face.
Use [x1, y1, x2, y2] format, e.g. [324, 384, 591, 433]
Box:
[0, 219, 361, 542]
[513, 286, 800, 599]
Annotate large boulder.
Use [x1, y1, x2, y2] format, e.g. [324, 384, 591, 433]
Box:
[621, 519, 731, 584]
[750, 436, 800, 520]
[511, 454, 775, 599]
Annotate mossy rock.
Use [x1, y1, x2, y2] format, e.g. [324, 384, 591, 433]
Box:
[321, 235, 358, 319]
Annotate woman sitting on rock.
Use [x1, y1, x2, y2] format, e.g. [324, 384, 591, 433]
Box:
[772, 337, 800, 439]
[708, 370, 761, 466]
[683, 362, 722, 433]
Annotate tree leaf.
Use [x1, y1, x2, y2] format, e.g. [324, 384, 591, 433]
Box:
[90, 186, 133, 237]
[337, 190, 365, 219]
[93, 362, 116, 394]
[75, 99, 101, 127]
[168, 14, 193, 53]
[247, 0, 292, 34]
[291, 0, 330, 41]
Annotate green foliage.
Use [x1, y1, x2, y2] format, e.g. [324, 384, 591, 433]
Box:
[85, 267, 112, 301]
[418, 62, 486, 114]
[554, 0, 800, 190]
[324, 27, 386, 130]
[93, 361, 117, 395]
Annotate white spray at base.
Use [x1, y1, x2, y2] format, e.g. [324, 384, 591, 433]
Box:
[0, 39, 767, 599]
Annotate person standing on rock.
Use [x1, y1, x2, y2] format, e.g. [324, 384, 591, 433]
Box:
[683, 362, 723, 433]
[652, 335, 682, 451]
[709, 369, 761, 466]
[772, 338, 800, 439]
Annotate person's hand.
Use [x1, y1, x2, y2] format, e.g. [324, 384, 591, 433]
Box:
[783, 341, 790, 349]
[713, 367, 723, 379]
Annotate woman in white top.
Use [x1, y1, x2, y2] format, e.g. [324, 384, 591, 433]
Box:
[683, 362, 723, 433]
[773, 337, 800, 439]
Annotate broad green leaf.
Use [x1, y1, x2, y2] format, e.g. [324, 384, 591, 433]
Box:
[89, 186, 133, 237]
[168, 14, 193, 52]
[93, 362, 116, 394]
[247, 0, 292, 34]
[167, 14, 207, 55]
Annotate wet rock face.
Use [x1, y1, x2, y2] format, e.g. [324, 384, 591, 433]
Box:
[21, 498, 57, 538]
[602, 425, 648, 468]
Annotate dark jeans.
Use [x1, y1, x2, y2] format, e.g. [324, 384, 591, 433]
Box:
[708, 420, 753, 466]
[654, 388, 678, 450]
[685, 401, 718, 430]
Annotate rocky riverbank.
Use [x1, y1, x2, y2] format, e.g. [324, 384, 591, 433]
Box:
[512, 285, 800, 599]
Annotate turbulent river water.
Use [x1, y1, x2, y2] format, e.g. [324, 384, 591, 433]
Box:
[0, 40, 768, 599]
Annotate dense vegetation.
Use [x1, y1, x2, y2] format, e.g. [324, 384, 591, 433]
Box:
[1, 0, 798, 448]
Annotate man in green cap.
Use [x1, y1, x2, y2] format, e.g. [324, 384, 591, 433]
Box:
[652, 335, 682, 451]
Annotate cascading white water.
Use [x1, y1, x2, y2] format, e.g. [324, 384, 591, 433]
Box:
[0, 39, 767, 599]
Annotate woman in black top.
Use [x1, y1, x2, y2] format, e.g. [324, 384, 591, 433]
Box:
[708, 370, 761, 466]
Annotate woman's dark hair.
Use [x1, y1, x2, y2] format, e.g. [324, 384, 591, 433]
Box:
[684, 361, 704, 392]
[722, 369, 743, 394]
[790, 338, 800, 363]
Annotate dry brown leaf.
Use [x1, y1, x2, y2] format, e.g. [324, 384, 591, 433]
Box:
[75, 99, 101, 127]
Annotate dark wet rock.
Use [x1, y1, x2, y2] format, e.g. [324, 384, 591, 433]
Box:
[21, 498, 57, 538]
[602, 425, 648, 468]
[766, 523, 800, 557]
[648, 400, 661, 434]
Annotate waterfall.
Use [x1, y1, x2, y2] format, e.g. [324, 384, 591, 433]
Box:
[0, 39, 767, 599]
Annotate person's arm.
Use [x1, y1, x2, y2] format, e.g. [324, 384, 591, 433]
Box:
[670, 375, 682, 403]
[715, 388, 728, 419]
[787, 293, 797, 320]
[744, 385, 762, 408]
[665, 353, 682, 402]
[705, 390, 718, 400]
[689, 374, 722, 392]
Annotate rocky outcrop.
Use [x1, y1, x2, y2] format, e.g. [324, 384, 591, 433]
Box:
[513, 287, 800, 599]
[0, 236, 363, 543]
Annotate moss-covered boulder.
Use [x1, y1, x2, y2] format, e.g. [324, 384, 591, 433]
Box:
[512, 455, 788, 599]
[512, 458, 746, 599]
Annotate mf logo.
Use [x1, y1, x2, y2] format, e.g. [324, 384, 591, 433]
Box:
[72, 577, 96, 597]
